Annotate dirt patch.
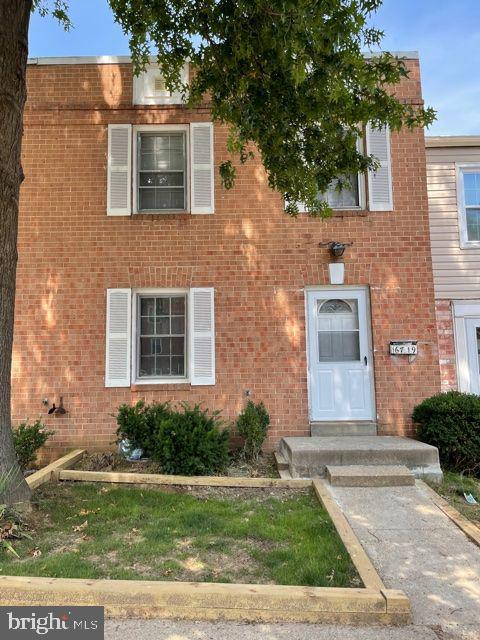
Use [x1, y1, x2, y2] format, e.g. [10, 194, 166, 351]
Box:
[75, 452, 279, 479]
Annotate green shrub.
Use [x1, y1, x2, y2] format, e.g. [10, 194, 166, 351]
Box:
[12, 420, 54, 470]
[236, 400, 270, 461]
[151, 403, 230, 475]
[412, 391, 480, 475]
[116, 400, 170, 456]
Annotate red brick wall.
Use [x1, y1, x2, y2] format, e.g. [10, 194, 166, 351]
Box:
[435, 300, 458, 392]
[12, 59, 441, 457]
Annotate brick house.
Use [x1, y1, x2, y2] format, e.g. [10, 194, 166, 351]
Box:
[427, 136, 480, 394]
[13, 52, 441, 456]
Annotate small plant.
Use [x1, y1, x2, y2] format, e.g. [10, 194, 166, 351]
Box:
[116, 401, 170, 457]
[12, 420, 54, 471]
[0, 503, 32, 558]
[236, 400, 270, 461]
[413, 391, 480, 475]
[152, 403, 230, 476]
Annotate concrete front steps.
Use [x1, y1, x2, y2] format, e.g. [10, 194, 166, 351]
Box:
[310, 421, 377, 437]
[278, 436, 443, 483]
[326, 464, 415, 487]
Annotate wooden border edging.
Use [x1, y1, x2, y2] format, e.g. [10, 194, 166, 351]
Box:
[0, 576, 409, 625]
[58, 469, 312, 489]
[26, 450, 86, 490]
[419, 480, 480, 548]
[1, 455, 411, 625]
[312, 479, 386, 592]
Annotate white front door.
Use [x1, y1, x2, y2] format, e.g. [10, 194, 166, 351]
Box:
[306, 288, 375, 421]
[466, 318, 480, 395]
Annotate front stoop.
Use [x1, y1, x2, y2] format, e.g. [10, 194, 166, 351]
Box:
[278, 436, 443, 483]
[326, 465, 415, 487]
[311, 421, 377, 437]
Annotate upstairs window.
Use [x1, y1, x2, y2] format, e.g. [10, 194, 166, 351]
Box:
[137, 132, 187, 212]
[458, 166, 480, 246]
[321, 174, 361, 209]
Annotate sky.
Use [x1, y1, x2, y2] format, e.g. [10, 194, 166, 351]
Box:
[28, 0, 480, 136]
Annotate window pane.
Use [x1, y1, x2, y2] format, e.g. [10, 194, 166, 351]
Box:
[156, 337, 171, 356]
[171, 356, 185, 376]
[467, 208, 480, 242]
[140, 316, 155, 334]
[140, 356, 155, 377]
[171, 297, 185, 314]
[141, 298, 155, 316]
[171, 316, 185, 334]
[140, 337, 155, 356]
[318, 331, 360, 362]
[156, 356, 171, 376]
[156, 316, 170, 334]
[139, 189, 156, 210]
[318, 175, 359, 209]
[156, 298, 170, 316]
[171, 337, 185, 355]
[139, 172, 184, 187]
[464, 172, 480, 206]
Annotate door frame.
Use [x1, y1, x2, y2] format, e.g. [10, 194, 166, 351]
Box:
[453, 300, 480, 393]
[304, 285, 376, 422]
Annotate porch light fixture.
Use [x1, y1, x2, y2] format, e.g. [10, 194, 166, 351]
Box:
[319, 241, 353, 259]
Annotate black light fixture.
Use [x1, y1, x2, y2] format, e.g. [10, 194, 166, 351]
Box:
[319, 241, 353, 258]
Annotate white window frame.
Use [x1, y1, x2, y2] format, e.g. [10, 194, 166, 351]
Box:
[456, 163, 480, 248]
[131, 288, 190, 385]
[132, 124, 190, 215]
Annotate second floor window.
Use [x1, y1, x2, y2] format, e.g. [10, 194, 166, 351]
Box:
[322, 174, 361, 209]
[459, 167, 480, 244]
[137, 132, 187, 212]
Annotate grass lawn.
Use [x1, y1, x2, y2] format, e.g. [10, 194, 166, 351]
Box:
[0, 483, 361, 588]
[429, 471, 480, 526]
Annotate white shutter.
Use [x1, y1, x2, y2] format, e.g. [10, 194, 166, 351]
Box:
[366, 123, 393, 211]
[190, 122, 214, 214]
[105, 289, 131, 387]
[107, 124, 132, 216]
[189, 288, 215, 385]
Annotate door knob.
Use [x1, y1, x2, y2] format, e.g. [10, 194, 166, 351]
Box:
[364, 356, 368, 366]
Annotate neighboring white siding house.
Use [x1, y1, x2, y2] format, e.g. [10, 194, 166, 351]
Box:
[426, 136, 480, 394]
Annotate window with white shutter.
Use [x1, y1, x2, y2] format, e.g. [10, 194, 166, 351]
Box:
[366, 123, 393, 211]
[190, 123, 214, 214]
[105, 289, 132, 387]
[107, 124, 132, 216]
[189, 288, 215, 385]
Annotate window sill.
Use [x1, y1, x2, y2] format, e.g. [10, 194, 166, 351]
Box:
[460, 241, 480, 250]
[330, 209, 369, 218]
[131, 381, 191, 392]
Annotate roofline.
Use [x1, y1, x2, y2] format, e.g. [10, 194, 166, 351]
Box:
[27, 50, 420, 66]
[426, 135, 480, 148]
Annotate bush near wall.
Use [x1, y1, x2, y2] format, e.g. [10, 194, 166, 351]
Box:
[13, 420, 54, 470]
[413, 391, 480, 476]
[116, 401, 230, 476]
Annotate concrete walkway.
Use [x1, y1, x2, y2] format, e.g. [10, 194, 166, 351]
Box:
[106, 481, 480, 640]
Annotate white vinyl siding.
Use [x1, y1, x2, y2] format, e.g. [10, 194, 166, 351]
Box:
[107, 125, 132, 216]
[366, 124, 393, 211]
[105, 289, 132, 387]
[133, 63, 189, 105]
[190, 123, 214, 214]
[427, 146, 480, 299]
[189, 288, 215, 385]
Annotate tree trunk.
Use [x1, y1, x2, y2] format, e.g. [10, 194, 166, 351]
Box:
[0, 0, 33, 510]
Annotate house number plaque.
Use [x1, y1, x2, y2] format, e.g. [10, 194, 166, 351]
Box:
[389, 341, 418, 356]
